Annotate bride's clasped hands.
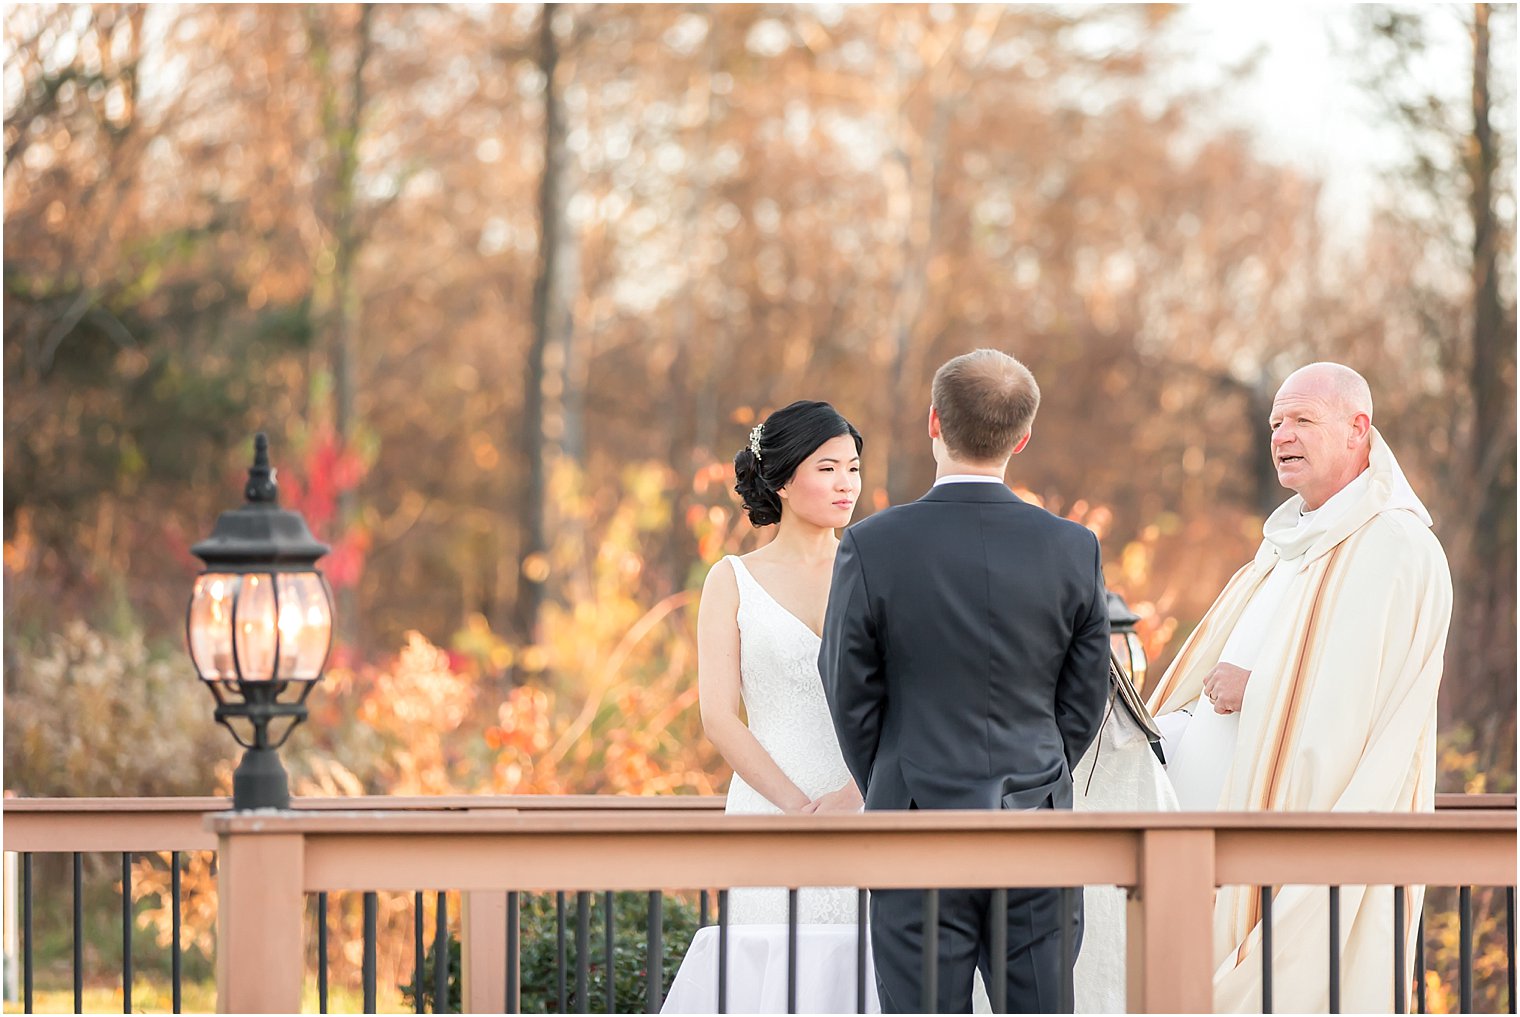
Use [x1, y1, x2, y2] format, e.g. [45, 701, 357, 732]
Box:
[797, 781, 863, 814]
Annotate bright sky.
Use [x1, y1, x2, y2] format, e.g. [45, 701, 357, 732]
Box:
[1169, 3, 1479, 242]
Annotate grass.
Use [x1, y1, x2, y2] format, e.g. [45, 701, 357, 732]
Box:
[3, 982, 216, 1014]
[11, 854, 411, 1014]
[4, 981, 402, 1014]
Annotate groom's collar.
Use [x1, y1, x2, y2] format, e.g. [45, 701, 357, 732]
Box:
[933, 474, 1005, 486]
[918, 481, 1021, 504]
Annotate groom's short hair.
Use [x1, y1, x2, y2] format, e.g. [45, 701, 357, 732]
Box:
[932, 349, 1041, 463]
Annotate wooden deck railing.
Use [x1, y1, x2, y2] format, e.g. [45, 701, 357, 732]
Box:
[4, 794, 1515, 1014]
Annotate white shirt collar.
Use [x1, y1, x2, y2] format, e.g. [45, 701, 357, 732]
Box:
[1296, 468, 1372, 525]
[933, 474, 1006, 486]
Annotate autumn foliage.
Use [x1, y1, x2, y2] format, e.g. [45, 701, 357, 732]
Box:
[3, 3, 1514, 1010]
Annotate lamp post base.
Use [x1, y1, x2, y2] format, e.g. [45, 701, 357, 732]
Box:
[232, 746, 292, 811]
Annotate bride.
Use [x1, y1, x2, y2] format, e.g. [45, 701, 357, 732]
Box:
[701, 399, 865, 847]
[662, 399, 873, 1014]
[662, 398, 1174, 1014]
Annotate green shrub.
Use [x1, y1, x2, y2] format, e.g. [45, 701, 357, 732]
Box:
[400, 891, 699, 1014]
[400, 930, 462, 1013]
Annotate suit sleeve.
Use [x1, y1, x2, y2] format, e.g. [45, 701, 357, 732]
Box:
[1055, 533, 1111, 771]
[819, 528, 887, 794]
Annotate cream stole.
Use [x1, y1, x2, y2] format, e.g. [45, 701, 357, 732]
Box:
[1147, 510, 1450, 1012]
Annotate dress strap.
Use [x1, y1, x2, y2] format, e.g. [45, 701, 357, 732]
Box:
[726, 554, 757, 608]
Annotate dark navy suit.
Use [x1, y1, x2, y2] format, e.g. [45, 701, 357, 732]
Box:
[819, 481, 1110, 1013]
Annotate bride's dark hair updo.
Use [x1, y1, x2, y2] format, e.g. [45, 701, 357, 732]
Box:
[733, 400, 863, 527]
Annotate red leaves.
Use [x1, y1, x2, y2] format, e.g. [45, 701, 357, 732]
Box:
[278, 427, 370, 589]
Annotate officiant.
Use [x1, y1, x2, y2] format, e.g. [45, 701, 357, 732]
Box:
[1148, 362, 1453, 1013]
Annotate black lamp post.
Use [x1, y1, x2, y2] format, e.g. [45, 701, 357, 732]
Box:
[187, 434, 334, 811]
[1106, 590, 1148, 692]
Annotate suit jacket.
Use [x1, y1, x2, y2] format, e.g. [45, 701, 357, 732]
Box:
[819, 482, 1111, 811]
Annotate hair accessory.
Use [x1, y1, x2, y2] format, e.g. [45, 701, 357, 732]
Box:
[748, 423, 764, 461]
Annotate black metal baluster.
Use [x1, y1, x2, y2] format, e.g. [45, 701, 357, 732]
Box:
[921, 889, 939, 1014]
[122, 851, 133, 1014]
[1416, 910, 1427, 1014]
[602, 891, 613, 1016]
[1262, 885, 1274, 1014]
[557, 891, 568, 1014]
[508, 891, 521, 1015]
[1460, 885, 1473, 1014]
[700, 890, 710, 929]
[73, 851, 83, 1015]
[413, 891, 425, 1015]
[1506, 885, 1516, 1015]
[1393, 886, 1406, 1015]
[435, 891, 450, 1014]
[989, 888, 1007, 1014]
[859, 889, 872, 1015]
[646, 891, 663, 1013]
[1329, 885, 1341, 1014]
[363, 891, 378, 1014]
[172, 852, 183, 1015]
[576, 891, 591, 1013]
[787, 888, 799, 1014]
[1059, 888, 1075, 1014]
[316, 891, 329, 1014]
[22, 851, 32, 1009]
[718, 890, 729, 1015]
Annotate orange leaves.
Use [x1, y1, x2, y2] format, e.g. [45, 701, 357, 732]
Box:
[314, 630, 482, 796]
[691, 461, 731, 495]
[131, 852, 218, 958]
[484, 686, 567, 793]
[357, 631, 476, 732]
[488, 686, 555, 757]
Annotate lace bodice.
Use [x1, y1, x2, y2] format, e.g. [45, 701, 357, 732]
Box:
[727, 556, 852, 802]
[723, 555, 857, 925]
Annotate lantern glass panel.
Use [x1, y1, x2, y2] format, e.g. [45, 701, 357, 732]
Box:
[1126, 631, 1147, 690]
[1110, 632, 1131, 674]
[233, 572, 278, 681]
[275, 572, 332, 680]
[189, 573, 240, 680]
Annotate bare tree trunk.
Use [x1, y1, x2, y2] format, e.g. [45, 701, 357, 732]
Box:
[517, 2, 566, 643]
[886, 94, 950, 507]
[1247, 373, 1280, 515]
[332, 6, 373, 524]
[666, 9, 719, 587]
[1453, 2, 1516, 765]
[334, 6, 372, 655]
[310, 3, 374, 654]
[691, 16, 726, 460]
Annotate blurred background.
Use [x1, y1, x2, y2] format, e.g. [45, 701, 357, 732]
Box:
[4, 3, 1514, 804]
[5, 5, 1515, 1009]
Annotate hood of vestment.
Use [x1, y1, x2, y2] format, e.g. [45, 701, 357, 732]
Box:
[1256, 427, 1431, 568]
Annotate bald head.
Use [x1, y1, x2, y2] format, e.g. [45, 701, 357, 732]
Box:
[1278, 362, 1373, 422]
[1269, 362, 1375, 510]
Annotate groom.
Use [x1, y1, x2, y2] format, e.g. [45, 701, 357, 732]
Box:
[819, 348, 1112, 1013]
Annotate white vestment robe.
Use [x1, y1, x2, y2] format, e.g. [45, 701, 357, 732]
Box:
[1148, 428, 1453, 1013]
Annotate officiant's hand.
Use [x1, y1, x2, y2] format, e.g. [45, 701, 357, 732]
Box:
[801, 783, 864, 814]
[1203, 662, 1250, 714]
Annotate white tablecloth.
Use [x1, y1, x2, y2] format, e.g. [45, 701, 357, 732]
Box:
[662, 924, 881, 1014]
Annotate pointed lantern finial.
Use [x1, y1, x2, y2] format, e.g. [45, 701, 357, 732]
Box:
[244, 432, 279, 505]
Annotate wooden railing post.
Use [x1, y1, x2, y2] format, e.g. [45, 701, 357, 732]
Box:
[1126, 827, 1215, 1013]
[463, 891, 509, 1013]
[216, 830, 305, 1013]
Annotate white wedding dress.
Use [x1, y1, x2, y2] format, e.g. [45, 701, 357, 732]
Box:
[1072, 691, 1180, 1013]
[663, 554, 1174, 1014]
[721, 555, 860, 923]
[663, 555, 874, 1014]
